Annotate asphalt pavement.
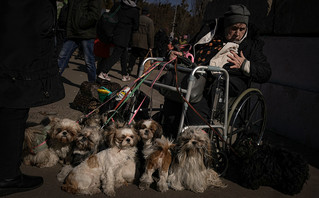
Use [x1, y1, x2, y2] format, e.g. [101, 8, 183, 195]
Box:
[7, 56, 319, 198]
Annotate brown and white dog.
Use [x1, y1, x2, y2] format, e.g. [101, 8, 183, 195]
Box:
[61, 123, 140, 196]
[168, 128, 227, 193]
[57, 125, 104, 182]
[135, 119, 163, 158]
[139, 136, 175, 192]
[23, 117, 80, 168]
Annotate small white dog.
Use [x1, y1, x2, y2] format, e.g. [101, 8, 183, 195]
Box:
[61, 123, 140, 196]
[168, 128, 227, 193]
[23, 117, 80, 168]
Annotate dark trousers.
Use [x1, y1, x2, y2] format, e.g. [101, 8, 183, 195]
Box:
[98, 45, 128, 76]
[0, 107, 29, 179]
[127, 47, 148, 75]
[162, 98, 211, 139]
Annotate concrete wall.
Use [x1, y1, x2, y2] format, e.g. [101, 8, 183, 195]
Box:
[257, 36, 319, 149]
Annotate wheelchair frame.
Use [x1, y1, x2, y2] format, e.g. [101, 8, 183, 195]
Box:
[134, 57, 267, 152]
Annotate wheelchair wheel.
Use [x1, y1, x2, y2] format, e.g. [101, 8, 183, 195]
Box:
[227, 88, 267, 147]
[211, 149, 228, 176]
[209, 129, 228, 176]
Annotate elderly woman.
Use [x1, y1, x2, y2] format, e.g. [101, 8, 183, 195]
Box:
[163, 4, 271, 138]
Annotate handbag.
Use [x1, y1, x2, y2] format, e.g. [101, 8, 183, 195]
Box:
[143, 50, 153, 73]
[93, 38, 114, 58]
[159, 67, 206, 103]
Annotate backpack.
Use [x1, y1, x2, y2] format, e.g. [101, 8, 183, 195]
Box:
[96, 5, 121, 44]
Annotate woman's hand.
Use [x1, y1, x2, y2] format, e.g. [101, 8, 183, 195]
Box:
[169, 50, 183, 61]
[227, 50, 246, 69]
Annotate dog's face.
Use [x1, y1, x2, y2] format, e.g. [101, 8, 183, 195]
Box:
[135, 119, 163, 142]
[75, 126, 102, 151]
[48, 117, 80, 144]
[80, 113, 108, 127]
[106, 123, 139, 149]
[177, 128, 211, 158]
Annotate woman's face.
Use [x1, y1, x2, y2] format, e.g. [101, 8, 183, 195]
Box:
[224, 23, 247, 42]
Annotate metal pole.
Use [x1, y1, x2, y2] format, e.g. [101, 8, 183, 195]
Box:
[170, 5, 177, 40]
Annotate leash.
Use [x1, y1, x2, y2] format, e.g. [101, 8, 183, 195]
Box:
[101, 71, 153, 128]
[128, 59, 175, 124]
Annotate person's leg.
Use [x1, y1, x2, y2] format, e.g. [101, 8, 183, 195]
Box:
[120, 48, 128, 76]
[0, 108, 43, 196]
[81, 39, 96, 82]
[58, 39, 78, 74]
[0, 108, 29, 179]
[185, 97, 211, 126]
[97, 46, 125, 81]
[127, 47, 139, 75]
[162, 99, 183, 139]
[100, 46, 124, 74]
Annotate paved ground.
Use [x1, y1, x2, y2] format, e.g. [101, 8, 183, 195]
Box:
[7, 56, 319, 198]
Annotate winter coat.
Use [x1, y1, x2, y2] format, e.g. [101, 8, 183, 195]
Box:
[112, 2, 139, 48]
[66, 0, 102, 39]
[0, 0, 65, 108]
[131, 14, 155, 50]
[191, 18, 271, 84]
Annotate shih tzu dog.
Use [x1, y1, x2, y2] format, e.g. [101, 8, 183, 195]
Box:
[139, 136, 175, 192]
[78, 112, 109, 128]
[61, 123, 140, 196]
[226, 136, 309, 195]
[23, 117, 80, 168]
[168, 128, 227, 193]
[57, 125, 104, 182]
[135, 119, 163, 157]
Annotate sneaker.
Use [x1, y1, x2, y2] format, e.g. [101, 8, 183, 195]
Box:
[121, 74, 130, 82]
[98, 72, 111, 81]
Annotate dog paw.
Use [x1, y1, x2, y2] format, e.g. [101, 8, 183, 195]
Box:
[193, 186, 205, 193]
[104, 189, 116, 197]
[170, 183, 184, 191]
[157, 183, 169, 192]
[139, 182, 150, 191]
[115, 180, 127, 188]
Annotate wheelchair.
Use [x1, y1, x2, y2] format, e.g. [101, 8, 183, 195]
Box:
[130, 57, 267, 175]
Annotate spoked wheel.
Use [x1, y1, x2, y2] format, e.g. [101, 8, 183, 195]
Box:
[227, 88, 267, 148]
[210, 129, 228, 176]
[211, 149, 228, 176]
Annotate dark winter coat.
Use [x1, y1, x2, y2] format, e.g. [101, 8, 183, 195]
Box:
[66, 0, 102, 39]
[131, 14, 155, 50]
[112, 2, 139, 48]
[191, 18, 271, 85]
[0, 0, 65, 108]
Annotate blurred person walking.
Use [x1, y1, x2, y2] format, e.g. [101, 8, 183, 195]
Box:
[97, 0, 139, 82]
[58, 0, 101, 82]
[127, 7, 154, 76]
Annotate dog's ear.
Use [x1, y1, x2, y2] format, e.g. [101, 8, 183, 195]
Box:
[151, 121, 163, 141]
[132, 127, 141, 146]
[40, 117, 52, 126]
[134, 120, 143, 131]
[203, 138, 213, 168]
[105, 127, 116, 147]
